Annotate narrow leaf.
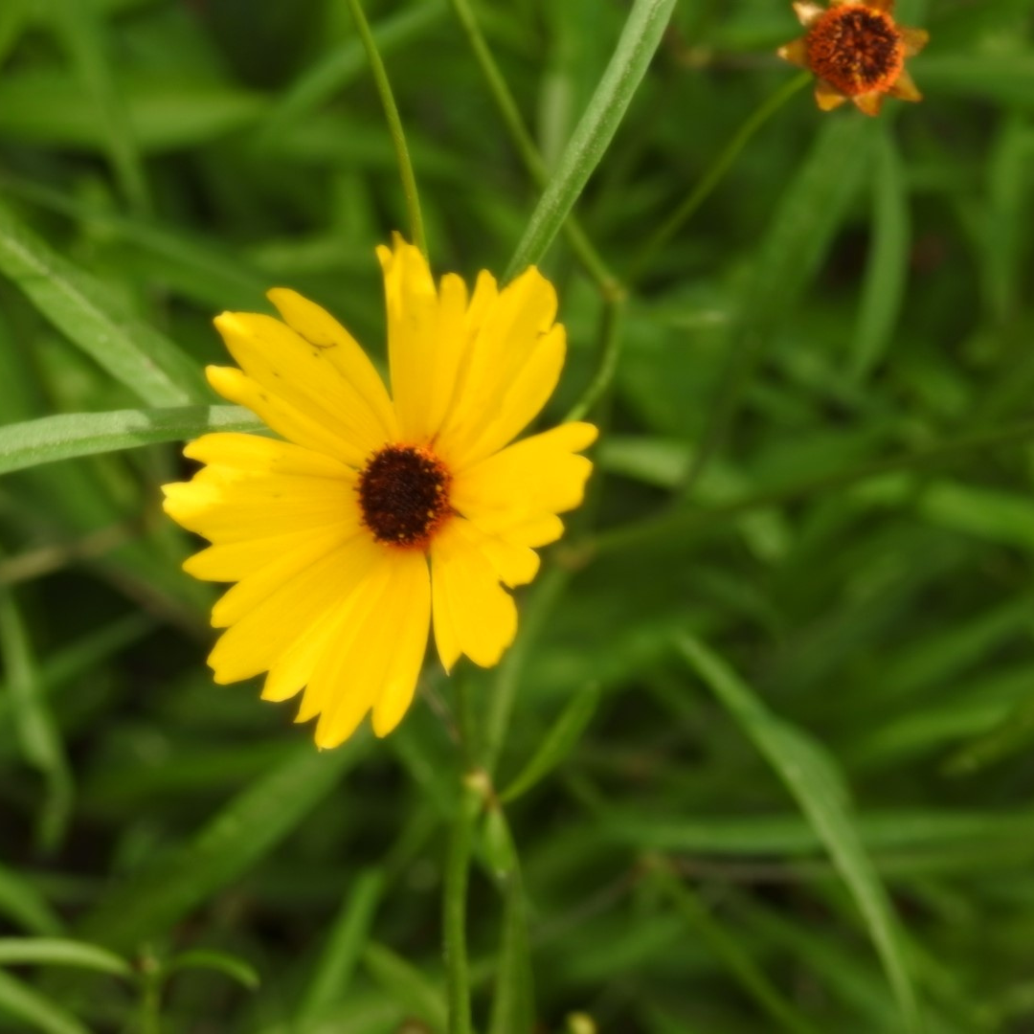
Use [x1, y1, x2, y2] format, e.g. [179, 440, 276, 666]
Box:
[0, 939, 131, 978]
[363, 942, 447, 1033]
[852, 125, 910, 379]
[0, 406, 263, 477]
[77, 739, 366, 952]
[298, 868, 384, 1021]
[506, 0, 677, 278]
[166, 949, 260, 991]
[0, 969, 90, 1034]
[0, 199, 206, 406]
[677, 635, 924, 1033]
[0, 868, 63, 936]
[0, 578, 73, 852]
[500, 684, 600, 802]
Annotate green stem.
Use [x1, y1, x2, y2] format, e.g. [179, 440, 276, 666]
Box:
[626, 71, 811, 284]
[446, 0, 620, 296]
[587, 416, 1034, 558]
[445, 771, 483, 1034]
[564, 296, 625, 423]
[344, 0, 427, 257]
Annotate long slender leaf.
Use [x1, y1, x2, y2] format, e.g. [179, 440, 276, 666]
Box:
[77, 739, 366, 952]
[506, 0, 677, 278]
[0, 577, 73, 852]
[0, 969, 90, 1034]
[0, 939, 131, 977]
[298, 868, 384, 1021]
[0, 868, 62, 937]
[0, 199, 206, 406]
[500, 684, 599, 802]
[363, 942, 447, 1033]
[0, 406, 263, 476]
[677, 635, 924, 1033]
[166, 949, 260, 991]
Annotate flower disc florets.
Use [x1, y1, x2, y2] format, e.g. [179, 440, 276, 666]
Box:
[358, 444, 451, 549]
[806, 4, 903, 96]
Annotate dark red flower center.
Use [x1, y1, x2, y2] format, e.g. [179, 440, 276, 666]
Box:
[806, 4, 904, 96]
[357, 444, 451, 549]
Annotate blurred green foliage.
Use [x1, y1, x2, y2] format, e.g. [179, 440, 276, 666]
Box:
[1, 0, 1034, 1031]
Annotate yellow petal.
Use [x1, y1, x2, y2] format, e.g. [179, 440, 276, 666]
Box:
[184, 433, 353, 481]
[889, 68, 922, 101]
[436, 267, 560, 465]
[211, 525, 358, 628]
[206, 365, 358, 463]
[206, 535, 383, 683]
[792, 1, 824, 25]
[185, 532, 330, 582]
[815, 79, 849, 111]
[432, 556, 461, 674]
[371, 551, 431, 736]
[452, 422, 598, 525]
[431, 520, 517, 669]
[901, 26, 928, 56]
[162, 469, 358, 542]
[266, 288, 398, 439]
[777, 38, 809, 68]
[852, 91, 884, 116]
[214, 313, 389, 465]
[377, 235, 439, 442]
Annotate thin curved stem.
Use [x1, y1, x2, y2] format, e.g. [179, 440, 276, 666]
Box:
[627, 71, 811, 284]
[564, 297, 626, 423]
[345, 0, 427, 257]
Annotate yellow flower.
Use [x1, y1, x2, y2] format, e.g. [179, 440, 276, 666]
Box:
[163, 236, 596, 748]
[778, 0, 928, 116]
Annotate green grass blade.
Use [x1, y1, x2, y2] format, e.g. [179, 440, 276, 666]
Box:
[0, 969, 90, 1034]
[166, 949, 260, 991]
[677, 635, 924, 1033]
[77, 739, 366, 952]
[364, 942, 447, 1033]
[47, 0, 150, 214]
[851, 125, 910, 380]
[0, 939, 131, 977]
[298, 868, 384, 1021]
[500, 683, 600, 803]
[0, 199, 206, 406]
[0, 579, 73, 852]
[505, 0, 677, 279]
[0, 868, 63, 937]
[0, 406, 263, 476]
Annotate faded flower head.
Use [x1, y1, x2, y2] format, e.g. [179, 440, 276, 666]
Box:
[778, 0, 928, 116]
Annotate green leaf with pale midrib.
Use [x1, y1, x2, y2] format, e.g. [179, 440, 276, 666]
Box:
[0, 406, 263, 476]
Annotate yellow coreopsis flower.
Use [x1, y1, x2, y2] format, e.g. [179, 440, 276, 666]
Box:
[778, 0, 928, 116]
[163, 237, 596, 749]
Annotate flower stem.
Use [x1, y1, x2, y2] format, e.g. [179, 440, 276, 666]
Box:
[344, 0, 427, 258]
[626, 70, 811, 284]
[564, 296, 625, 423]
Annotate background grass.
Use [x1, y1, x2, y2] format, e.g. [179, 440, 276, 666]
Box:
[1, 0, 1034, 1031]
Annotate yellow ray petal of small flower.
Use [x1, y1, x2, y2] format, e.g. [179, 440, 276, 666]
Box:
[452, 422, 598, 523]
[777, 39, 809, 68]
[311, 563, 400, 748]
[792, 1, 824, 25]
[431, 556, 461, 674]
[422, 272, 470, 441]
[162, 472, 357, 542]
[184, 433, 354, 481]
[431, 520, 518, 669]
[815, 79, 849, 111]
[372, 551, 431, 737]
[211, 525, 359, 628]
[206, 366, 356, 463]
[266, 288, 398, 439]
[184, 530, 335, 582]
[900, 26, 928, 56]
[377, 235, 439, 442]
[889, 68, 922, 101]
[207, 536, 383, 683]
[853, 91, 885, 116]
[448, 324, 566, 469]
[472, 512, 566, 550]
[215, 314, 387, 464]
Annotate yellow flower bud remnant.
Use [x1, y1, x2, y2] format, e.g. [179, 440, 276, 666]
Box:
[778, 0, 928, 116]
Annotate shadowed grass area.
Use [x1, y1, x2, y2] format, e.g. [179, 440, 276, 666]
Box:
[1, 0, 1033, 1031]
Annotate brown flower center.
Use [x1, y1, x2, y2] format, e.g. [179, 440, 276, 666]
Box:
[806, 4, 904, 96]
[357, 444, 452, 549]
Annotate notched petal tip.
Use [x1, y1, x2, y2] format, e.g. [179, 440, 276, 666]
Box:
[814, 79, 848, 111]
[852, 91, 885, 116]
[792, 1, 825, 25]
[901, 26, 929, 56]
[889, 68, 922, 102]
